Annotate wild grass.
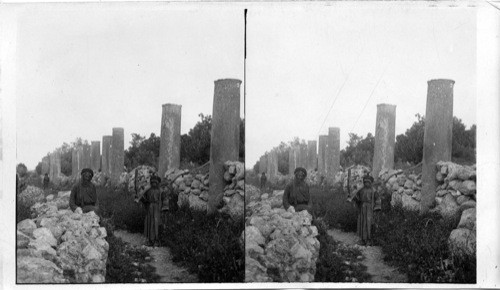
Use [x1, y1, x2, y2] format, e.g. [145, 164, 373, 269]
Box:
[160, 205, 244, 282]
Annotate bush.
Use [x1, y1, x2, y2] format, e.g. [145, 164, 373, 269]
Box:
[314, 228, 370, 282]
[98, 187, 145, 233]
[105, 232, 160, 283]
[160, 205, 244, 282]
[310, 186, 358, 232]
[374, 206, 476, 283]
[16, 198, 32, 223]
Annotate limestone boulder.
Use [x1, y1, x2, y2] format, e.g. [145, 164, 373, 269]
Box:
[435, 194, 460, 219]
[457, 208, 476, 231]
[17, 219, 37, 237]
[17, 230, 32, 248]
[17, 256, 68, 283]
[401, 193, 420, 212]
[33, 227, 57, 248]
[188, 194, 207, 211]
[449, 228, 476, 257]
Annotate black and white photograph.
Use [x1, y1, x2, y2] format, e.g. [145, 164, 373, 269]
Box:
[244, 2, 495, 285]
[1, 0, 500, 289]
[6, 3, 245, 284]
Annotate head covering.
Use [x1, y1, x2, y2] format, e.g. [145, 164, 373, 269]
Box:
[81, 168, 94, 178]
[363, 175, 374, 184]
[294, 167, 307, 177]
[150, 175, 161, 184]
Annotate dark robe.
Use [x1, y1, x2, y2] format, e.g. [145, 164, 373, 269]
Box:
[70, 182, 98, 213]
[353, 187, 381, 241]
[283, 180, 311, 212]
[142, 187, 162, 243]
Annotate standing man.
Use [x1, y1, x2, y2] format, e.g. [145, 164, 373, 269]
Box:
[70, 168, 99, 213]
[140, 175, 162, 247]
[260, 172, 267, 192]
[283, 167, 311, 213]
[43, 173, 50, 189]
[351, 175, 381, 246]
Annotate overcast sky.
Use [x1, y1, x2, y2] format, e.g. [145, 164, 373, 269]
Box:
[15, 4, 244, 169]
[246, 5, 477, 169]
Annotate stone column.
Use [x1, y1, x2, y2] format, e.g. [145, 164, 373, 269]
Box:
[71, 150, 77, 177]
[267, 149, 278, 182]
[102, 136, 112, 176]
[318, 135, 327, 175]
[158, 104, 182, 178]
[91, 141, 101, 171]
[42, 156, 50, 175]
[76, 146, 83, 176]
[299, 143, 308, 168]
[110, 128, 125, 184]
[372, 104, 397, 179]
[208, 79, 241, 214]
[421, 79, 454, 213]
[82, 144, 91, 169]
[48, 153, 54, 181]
[54, 149, 61, 182]
[259, 155, 267, 174]
[326, 127, 340, 185]
[307, 140, 317, 171]
[288, 147, 295, 175]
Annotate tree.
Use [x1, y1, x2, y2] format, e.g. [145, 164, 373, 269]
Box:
[124, 133, 160, 170]
[16, 163, 28, 178]
[340, 133, 374, 167]
[394, 114, 425, 164]
[35, 162, 42, 175]
[394, 114, 476, 164]
[181, 114, 212, 165]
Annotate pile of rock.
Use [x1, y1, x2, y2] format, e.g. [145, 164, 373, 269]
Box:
[18, 185, 45, 207]
[245, 189, 320, 282]
[127, 165, 157, 200]
[435, 162, 476, 257]
[379, 168, 422, 211]
[17, 191, 108, 283]
[165, 168, 209, 211]
[164, 161, 245, 219]
[91, 171, 109, 187]
[220, 161, 245, 219]
[343, 165, 371, 200]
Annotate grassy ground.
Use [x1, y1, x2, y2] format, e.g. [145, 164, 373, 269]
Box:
[160, 205, 244, 282]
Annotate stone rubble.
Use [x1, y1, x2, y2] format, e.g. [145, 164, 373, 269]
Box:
[380, 161, 476, 258]
[245, 189, 320, 282]
[17, 189, 108, 283]
[164, 161, 244, 220]
[18, 185, 45, 207]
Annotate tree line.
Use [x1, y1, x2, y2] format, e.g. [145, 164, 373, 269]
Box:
[32, 114, 245, 176]
[252, 115, 476, 174]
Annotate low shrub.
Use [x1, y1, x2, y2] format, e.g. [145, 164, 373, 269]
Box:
[314, 218, 369, 282]
[98, 187, 145, 233]
[310, 186, 358, 232]
[160, 205, 244, 282]
[374, 205, 476, 283]
[105, 232, 160, 283]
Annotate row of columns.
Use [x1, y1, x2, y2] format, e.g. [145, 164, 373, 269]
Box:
[256, 79, 454, 213]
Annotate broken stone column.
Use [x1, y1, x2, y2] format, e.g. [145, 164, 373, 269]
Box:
[82, 144, 91, 169]
[76, 146, 83, 176]
[208, 79, 241, 214]
[318, 135, 327, 175]
[326, 127, 340, 185]
[49, 150, 61, 183]
[299, 143, 307, 168]
[421, 79, 454, 213]
[288, 147, 295, 175]
[259, 155, 267, 174]
[71, 150, 77, 177]
[91, 141, 101, 171]
[307, 140, 317, 171]
[158, 104, 182, 178]
[110, 128, 125, 184]
[267, 149, 278, 182]
[372, 104, 397, 179]
[102, 136, 112, 176]
[42, 156, 50, 175]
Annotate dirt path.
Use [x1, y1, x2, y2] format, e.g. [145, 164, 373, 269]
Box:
[114, 230, 198, 283]
[328, 228, 407, 283]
